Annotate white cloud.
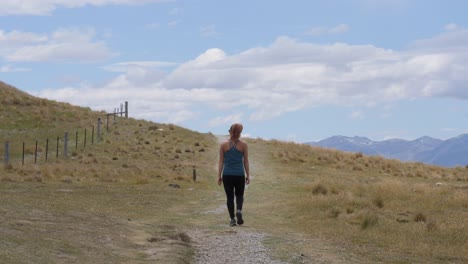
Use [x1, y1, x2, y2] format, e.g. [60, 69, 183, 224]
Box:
[0, 30, 47, 45]
[330, 24, 350, 34]
[349, 110, 365, 120]
[0, 27, 115, 62]
[0, 64, 30, 72]
[445, 23, 460, 31]
[0, 0, 170, 16]
[200, 25, 217, 37]
[209, 114, 243, 127]
[102, 61, 177, 72]
[168, 20, 181, 28]
[36, 27, 468, 127]
[146, 23, 161, 30]
[169, 7, 180, 15]
[305, 24, 350, 36]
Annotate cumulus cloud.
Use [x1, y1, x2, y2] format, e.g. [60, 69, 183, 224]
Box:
[0, 27, 114, 62]
[0, 0, 169, 16]
[36, 27, 468, 126]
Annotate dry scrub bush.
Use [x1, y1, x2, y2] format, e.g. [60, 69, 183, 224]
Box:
[312, 183, 328, 195]
[328, 207, 341, 218]
[414, 213, 427, 223]
[372, 196, 384, 208]
[359, 210, 379, 230]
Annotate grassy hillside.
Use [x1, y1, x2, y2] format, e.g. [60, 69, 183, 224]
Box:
[1, 81, 101, 133]
[1, 83, 467, 263]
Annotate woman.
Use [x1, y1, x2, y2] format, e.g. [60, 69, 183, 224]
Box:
[217, 123, 250, 226]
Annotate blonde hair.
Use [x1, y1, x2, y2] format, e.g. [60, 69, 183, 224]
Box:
[229, 123, 243, 140]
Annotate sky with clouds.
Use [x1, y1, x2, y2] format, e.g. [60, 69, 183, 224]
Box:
[1, 0, 468, 142]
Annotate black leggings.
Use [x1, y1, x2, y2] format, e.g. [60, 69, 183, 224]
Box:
[222, 175, 246, 219]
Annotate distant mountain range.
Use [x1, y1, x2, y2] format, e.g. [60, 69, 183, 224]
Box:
[307, 134, 468, 167]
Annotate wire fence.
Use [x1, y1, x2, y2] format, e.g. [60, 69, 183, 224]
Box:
[1, 102, 128, 166]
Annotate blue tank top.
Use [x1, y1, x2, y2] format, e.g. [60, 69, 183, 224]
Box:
[223, 141, 245, 176]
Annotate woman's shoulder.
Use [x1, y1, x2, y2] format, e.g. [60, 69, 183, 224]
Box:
[220, 141, 230, 149]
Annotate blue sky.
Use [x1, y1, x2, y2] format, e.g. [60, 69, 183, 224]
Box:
[1, 0, 468, 142]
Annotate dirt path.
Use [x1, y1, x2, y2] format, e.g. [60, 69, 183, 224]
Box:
[188, 228, 286, 264]
[184, 136, 355, 264]
[185, 136, 293, 263]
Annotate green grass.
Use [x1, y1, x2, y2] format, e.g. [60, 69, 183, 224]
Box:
[1, 83, 468, 263]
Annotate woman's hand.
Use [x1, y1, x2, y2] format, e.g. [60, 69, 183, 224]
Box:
[217, 176, 222, 186]
[246, 176, 250, 185]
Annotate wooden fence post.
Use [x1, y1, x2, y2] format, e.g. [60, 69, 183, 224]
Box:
[34, 140, 38, 164]
[56, 136, 59, 159]
[64, 132, 68, 157]
[4, 141, 9, 165]
[22, 142, 25, 166]
[106, 114, 109, 132]
[84, 129, 87, 148]
[46, 138, 49, 162]
[97, 118, 101, 142]
[193, 168, 197, 182]
[125, 101, 128, 118]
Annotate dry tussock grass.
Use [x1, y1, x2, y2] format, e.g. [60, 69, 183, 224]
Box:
[255, 138, 468, 262]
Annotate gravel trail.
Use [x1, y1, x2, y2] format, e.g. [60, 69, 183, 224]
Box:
[188, 229, 286, 264]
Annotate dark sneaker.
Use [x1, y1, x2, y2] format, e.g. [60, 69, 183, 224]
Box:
[236, 210, 244, 225]
[230, 218, 237, 226]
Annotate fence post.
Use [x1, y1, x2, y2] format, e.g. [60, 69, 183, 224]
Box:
[92, 125, 95, 144]
[84, 129, 87, 148]
[56, 136, 59, 159]
[97, 118, 101, 142]
[4, 141, 9, 165]
[193, 168, 197, 182]
[125, 101, 128, 118]
[64, 132, 68, 158]
[106, 114, 109, 132]
[34, 140, 38, 164]
[120, 103, 123, 117]
[22, 142, 25, 166]
[45, 138, 49, 162]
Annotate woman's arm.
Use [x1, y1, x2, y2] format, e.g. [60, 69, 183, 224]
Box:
[243, 143, 250, 184]
[217, 144, 224, 186]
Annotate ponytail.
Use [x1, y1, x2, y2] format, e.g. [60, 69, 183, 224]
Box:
[229, 123, 243, 140]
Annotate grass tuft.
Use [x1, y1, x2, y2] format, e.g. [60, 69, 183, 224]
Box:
[312, 183, 328, 195]
[361, 211, 379, 230]
[372, 196, 384, 208]
[414, 213, 427, 223]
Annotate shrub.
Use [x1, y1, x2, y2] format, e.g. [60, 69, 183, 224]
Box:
[372, 196, 384, 208]
[414, 213, 426, 223]
[361, 211, 378, 230]
[328, 207, 341, 218]
[312, 183, 328, 195]
[426, 221, 437, 232]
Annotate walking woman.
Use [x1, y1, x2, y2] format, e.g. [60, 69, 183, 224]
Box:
[217, 123, 250, 226]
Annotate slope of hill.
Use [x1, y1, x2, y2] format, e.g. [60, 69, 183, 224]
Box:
[309, 135, 468, 167]
[1, 83, 467, 263]
[1, 81, 102, 134]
